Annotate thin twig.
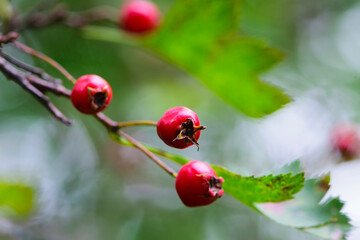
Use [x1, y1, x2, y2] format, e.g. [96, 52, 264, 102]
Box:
[119, 131, 177, 178]
[59, 5, 117, 28]
[0, 56, 72, 125]
[26, 75, 71, 97]
[12, 40, 76, 83]
[110, 132, 190, 166]
[26, 0, 60, 17]
[0, 51, 61, 83]
[6, 4, 117, 32]
[0, 31, 19, 44]
[95, 112, 119, 131]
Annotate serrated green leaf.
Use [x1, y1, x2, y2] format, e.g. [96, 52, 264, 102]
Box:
[145, 0, 289, 117]
[255, 179, 351, 239]
[212, 165, 304, 206]
[0, 183, 34, 215]
[302, 216, 350, 240]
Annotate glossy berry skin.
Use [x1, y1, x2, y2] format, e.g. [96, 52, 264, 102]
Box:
[331, 123, 360, 160]
[119, 0, 161, 34]
[70, 75, 113, 114]
[175, 161, 224, 207]
[157, 107, 205, 149]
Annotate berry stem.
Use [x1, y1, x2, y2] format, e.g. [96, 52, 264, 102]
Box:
[12, 40, 77, 84]
[110, 132, 191, 166]
[96, 112, 157, 131]
[118, 131, 178, 178]
[117, 120, 157, 128]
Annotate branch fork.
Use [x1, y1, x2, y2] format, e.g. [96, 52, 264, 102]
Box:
[0, 31, 177, 178]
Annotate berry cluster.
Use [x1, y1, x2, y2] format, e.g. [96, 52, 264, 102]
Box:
[157, 107, 223, 207]
[70, 0, 224, 208]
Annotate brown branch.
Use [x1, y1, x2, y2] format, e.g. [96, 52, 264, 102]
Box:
[0, 34, 174, 177]
[0, 56, 72, 125]
[0, 51, 61, 84]
[58, 5, 117, 28]
[5, 4, 117, 33]
[26, 75, 71, 97]
[12, 41, 76, 83]
[0, 32, 19, 44]
[95, 112, 119, 132]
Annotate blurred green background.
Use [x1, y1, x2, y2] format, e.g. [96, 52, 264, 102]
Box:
[1, 0, 360, 239]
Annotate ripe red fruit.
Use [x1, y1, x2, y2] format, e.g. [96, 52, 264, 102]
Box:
[175, 161, 224, 207]
[331, 123, 360, 160]
[157, 107, 205, 149]
[70, 75, 113, 114]
[118, 0, 161, 34]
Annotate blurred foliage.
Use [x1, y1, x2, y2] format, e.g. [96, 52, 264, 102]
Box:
[145, 0, 289, 117]
[83, 0, 290, 117]
[0, 182, 33, 215]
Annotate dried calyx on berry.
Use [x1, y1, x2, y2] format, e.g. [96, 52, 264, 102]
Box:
[157, 107, 206, 150]
[173, 118, 206, 149]
[175, 160, 224, 207]
[88, 86, 110, 110]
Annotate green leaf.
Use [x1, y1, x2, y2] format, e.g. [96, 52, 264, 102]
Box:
[302, 216, 351, 240]
[213, 165, 304, 206]
[0, 183, 34, 215]
[144, 0, 289, 117]
[255, 179, 352, 239]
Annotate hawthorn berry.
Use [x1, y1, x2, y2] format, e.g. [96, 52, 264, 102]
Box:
[175, 161, 224, 207]
[331, 123, 360, 160]
[118, 0, 161, 34]
[70, 75, 113, 114]
[157, 107, 205, 149]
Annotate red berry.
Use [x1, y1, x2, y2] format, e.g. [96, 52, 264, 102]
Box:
[175, 161, 224, 207]
[331, 123, 360, 160]
[119, 0, 161, 34]
[70, 75, 113, 114]
[157, 107, 205, 149]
